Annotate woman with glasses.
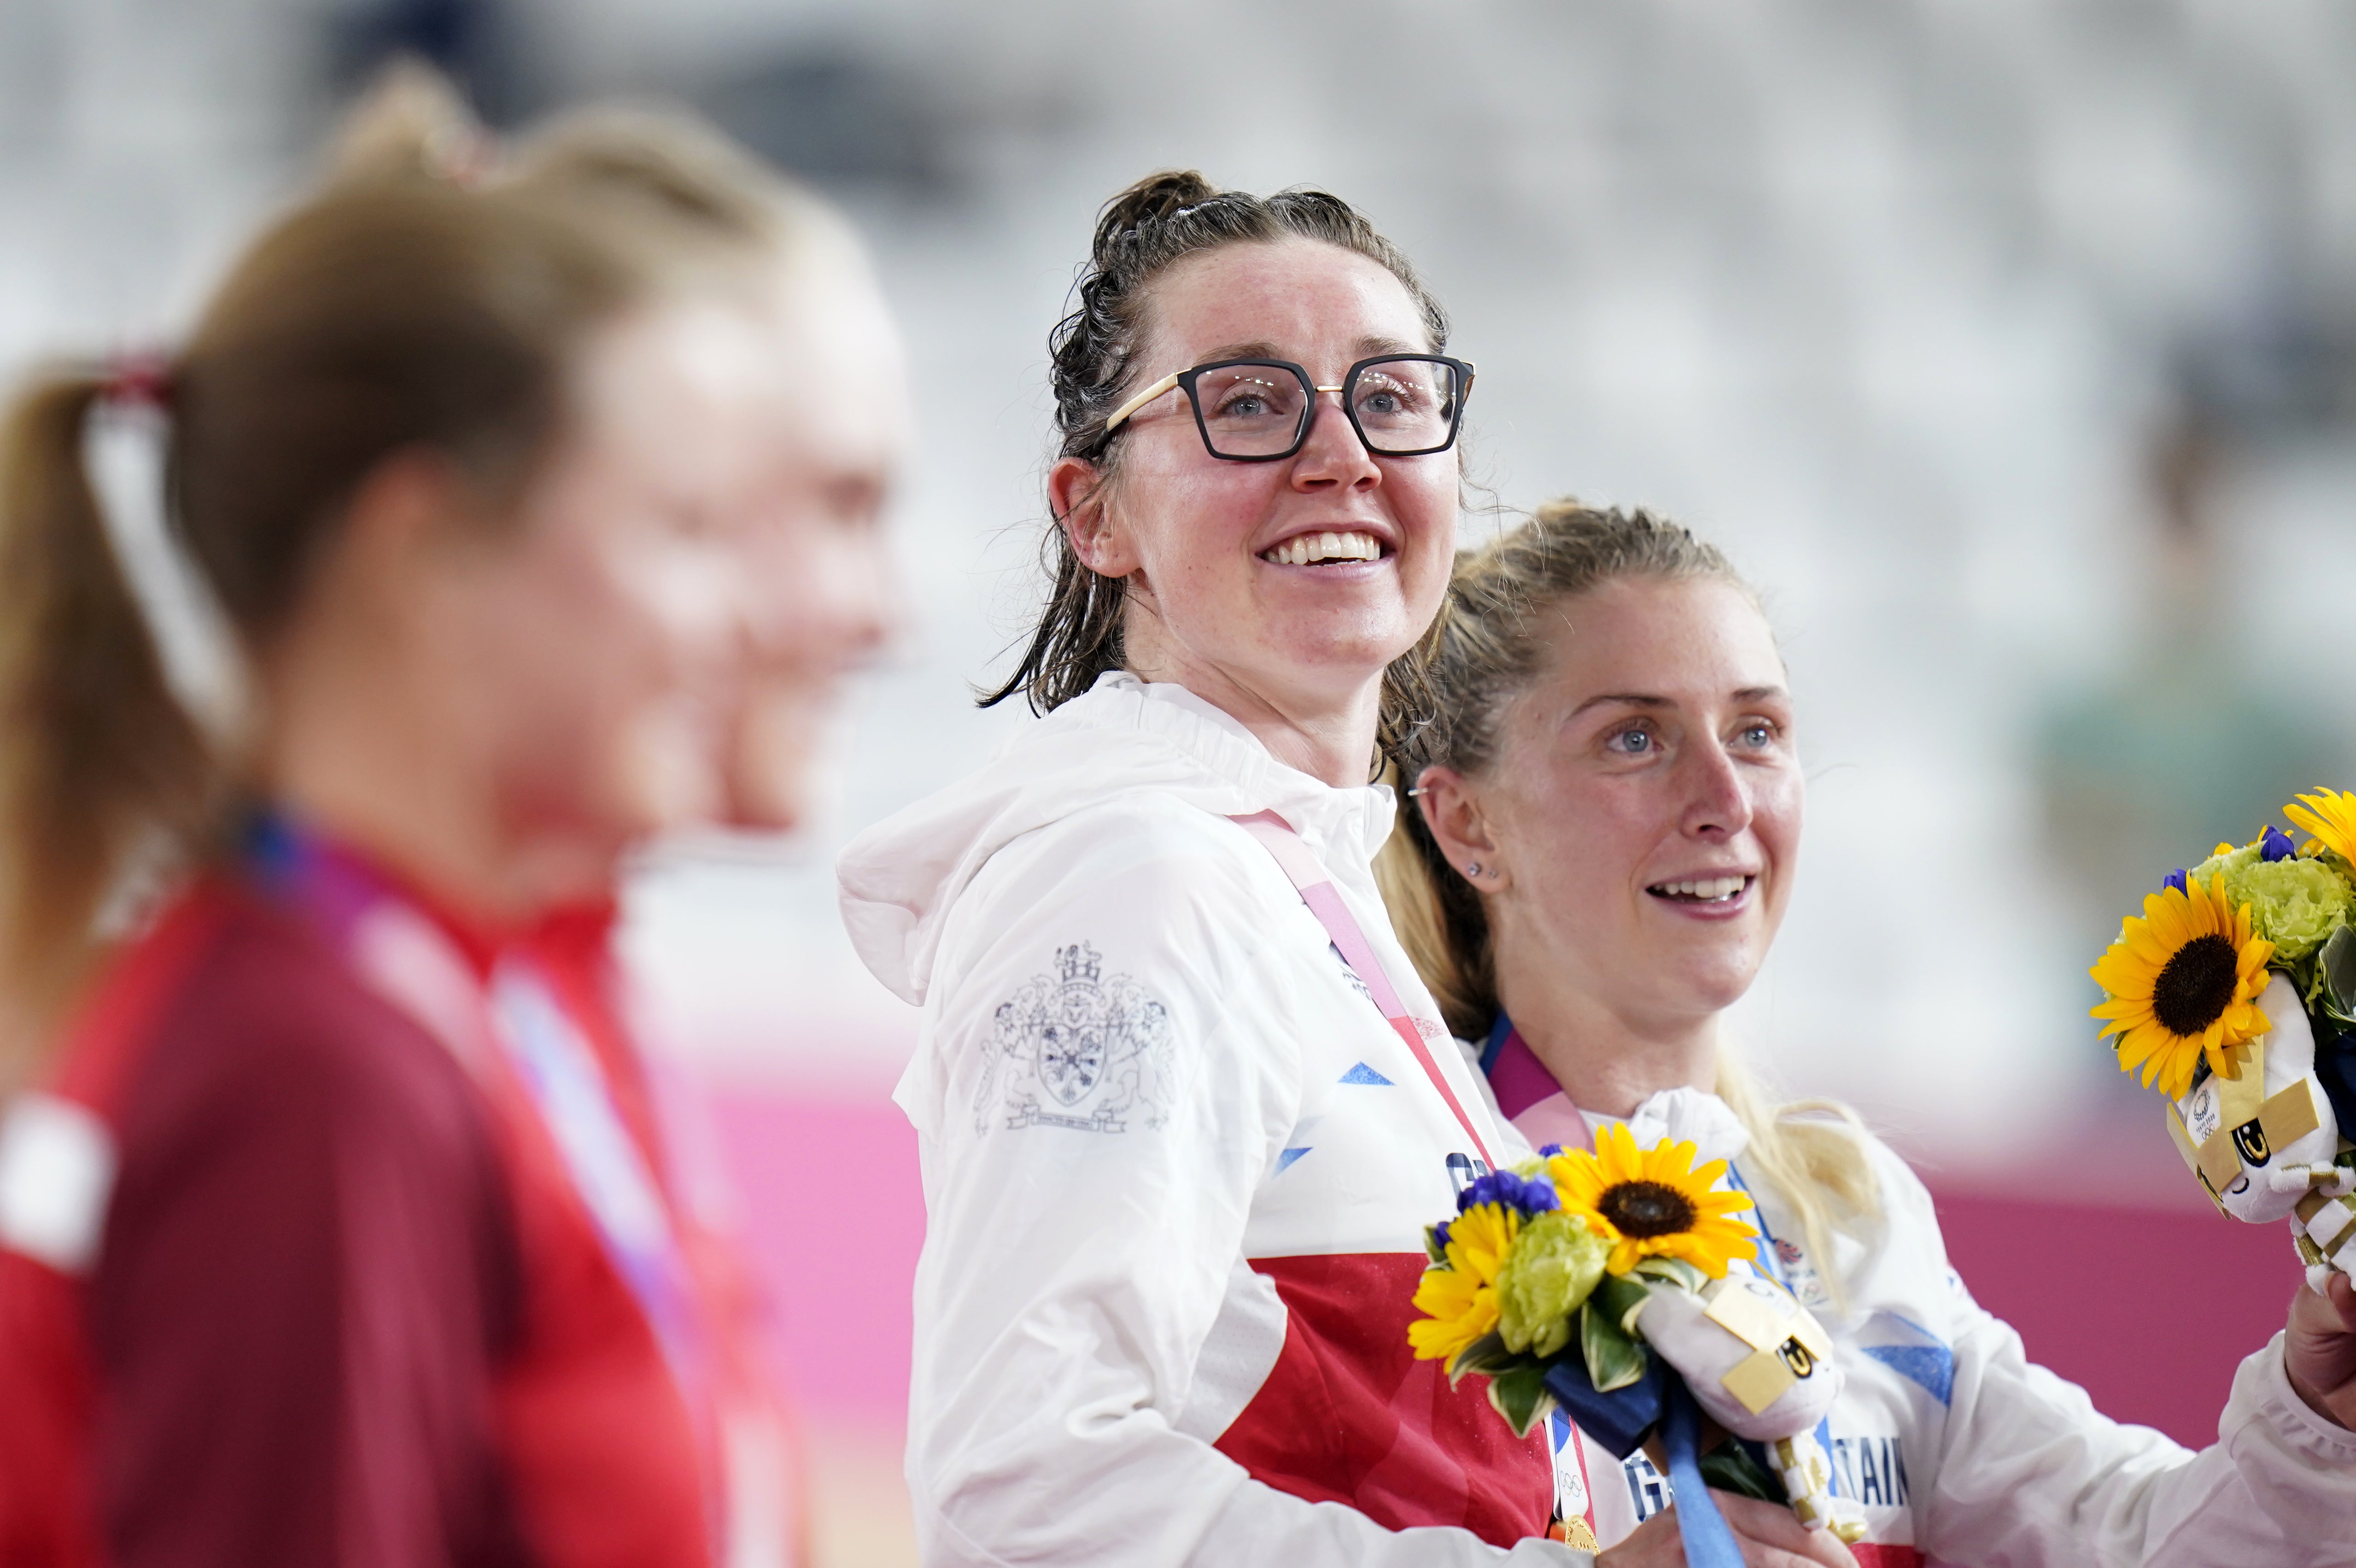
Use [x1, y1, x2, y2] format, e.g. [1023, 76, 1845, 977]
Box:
[837, 173, 1571, 1565]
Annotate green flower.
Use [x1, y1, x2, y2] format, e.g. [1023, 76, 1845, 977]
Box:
[2189, 840, 2356, 964]
[1494, 1209, 1609, 1357]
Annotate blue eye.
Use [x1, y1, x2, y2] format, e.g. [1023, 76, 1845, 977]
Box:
[1607, 726, 1655, 755]
[1736, 721, 1778, 749]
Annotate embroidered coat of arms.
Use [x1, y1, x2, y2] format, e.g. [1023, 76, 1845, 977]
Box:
[978, 942, 1175, 1134]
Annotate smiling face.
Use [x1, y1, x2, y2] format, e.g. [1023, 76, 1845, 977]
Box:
[1051, 237, 1458, 745]
[1434, 575, 1803, 1036]
[715, 260, 906, 830]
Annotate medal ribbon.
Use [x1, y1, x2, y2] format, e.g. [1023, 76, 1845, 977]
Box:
[1230, 810, 1494, 1168]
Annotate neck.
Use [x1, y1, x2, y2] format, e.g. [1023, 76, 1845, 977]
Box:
[1491, 925, 1719, 1119]
[1122, 621, 1383, 790]
[257, 644, 602, 930]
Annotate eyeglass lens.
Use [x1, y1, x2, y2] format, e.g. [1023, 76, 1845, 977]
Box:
[1190, 358, 1462, 458]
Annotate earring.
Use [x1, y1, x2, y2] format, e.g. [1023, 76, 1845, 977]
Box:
[1465, 861, 1483, 877]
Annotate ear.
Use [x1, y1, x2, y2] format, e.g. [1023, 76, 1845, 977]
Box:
[1414, 765, 1508, 891]
[1050, 455, 1140, 579]
[323, 449, 488, 621]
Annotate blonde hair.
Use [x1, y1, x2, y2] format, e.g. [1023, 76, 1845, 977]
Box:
[1374, 498, 1880, 1281]
[0, 65, 849, 1074]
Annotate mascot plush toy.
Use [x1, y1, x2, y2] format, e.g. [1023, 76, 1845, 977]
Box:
[2092, 794, 2356, 1286]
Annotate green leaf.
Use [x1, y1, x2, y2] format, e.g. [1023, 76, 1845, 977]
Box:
[1593, 1272, 1654, 1338]
[1446, 1332, 1519, 1386]
[1632, 1255, 1707, 1295]
[1580, 1300, 1649, 1392]
[1698, 1441, 1785, 1504]
[1487, 1363, 1555, 1439]
[2323, 925, 2356, 1016]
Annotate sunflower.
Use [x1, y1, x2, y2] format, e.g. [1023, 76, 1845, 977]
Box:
[1408, 1202, 1521, 1363]
[2285, 788, 2356, 864]
[1544, 1122, 1758, 1278]
[2090, 872, 2272, 1100]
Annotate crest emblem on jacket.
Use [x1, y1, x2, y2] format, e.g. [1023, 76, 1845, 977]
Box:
[980, 942, 1174, 1134]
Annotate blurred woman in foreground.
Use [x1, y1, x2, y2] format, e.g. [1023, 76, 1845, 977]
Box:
[0, 72, 900, 1568]
[1382, 501, 2356, 1565]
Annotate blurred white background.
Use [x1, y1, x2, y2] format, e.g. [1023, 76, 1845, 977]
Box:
[12, 2, 2356, 1557]
[10, 0, 2356, 1166]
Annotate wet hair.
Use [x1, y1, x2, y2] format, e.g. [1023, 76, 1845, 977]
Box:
[0, 64, 847, 1056]
[1371, 498, 1879, 1280]
[980, 170, 1451, 768]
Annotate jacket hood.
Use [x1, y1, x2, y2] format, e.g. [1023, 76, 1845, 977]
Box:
[836, 673, 1397, 1005]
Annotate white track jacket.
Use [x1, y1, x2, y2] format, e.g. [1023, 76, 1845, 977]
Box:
[840, 671, 2356, 1567]
[838, 674, 1578, 1567]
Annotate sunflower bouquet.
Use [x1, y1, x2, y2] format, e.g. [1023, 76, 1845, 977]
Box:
[1409, 1123, 1865, 1555]
[2090, 788, 2356, 1288]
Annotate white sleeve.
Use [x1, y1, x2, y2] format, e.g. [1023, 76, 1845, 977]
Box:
[1896, 1175, 2356, 1564]
[903, 813, 1585, 1568]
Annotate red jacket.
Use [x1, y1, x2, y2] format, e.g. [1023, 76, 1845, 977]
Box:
[0, 857, 802, 1568]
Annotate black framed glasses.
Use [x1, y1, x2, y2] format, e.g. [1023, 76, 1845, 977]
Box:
[1099, 353, 1476, 462]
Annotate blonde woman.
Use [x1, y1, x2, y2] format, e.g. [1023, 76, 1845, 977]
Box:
[1380, 501, 2356, 1566]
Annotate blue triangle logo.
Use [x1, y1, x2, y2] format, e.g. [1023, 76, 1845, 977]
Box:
[1276, 1146, 1313, 1173]
[1339, 1062, 1393, 1086]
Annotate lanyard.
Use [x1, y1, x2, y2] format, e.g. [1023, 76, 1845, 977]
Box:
[1722, 1164, 1787, 1291]
[1229, 810, 1494, 1168]
[491, 964, 711, 1404]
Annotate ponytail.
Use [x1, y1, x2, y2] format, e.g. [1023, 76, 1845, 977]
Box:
[0, 62, 853, 1084]
[1713, 1059, 1877, 1310]
[0, 370, 215, 1065]
[1372, 765, 1491, 1041]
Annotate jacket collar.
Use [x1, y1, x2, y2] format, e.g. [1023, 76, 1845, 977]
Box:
[1061, 673, 1397, 887]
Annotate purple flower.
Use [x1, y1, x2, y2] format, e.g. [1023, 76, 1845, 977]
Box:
[1432, 1219, 1453, 1251]
[2262, 825, 2297, 863]
[1459, 1169, 1559, 1217]
[1538, 1143, 1566, 1158]
[2163, 869, 2187, 894]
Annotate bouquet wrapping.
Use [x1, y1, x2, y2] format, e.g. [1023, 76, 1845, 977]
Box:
[1408, 1123, 1865, 1559]
[2090, 791, 2356, 1287]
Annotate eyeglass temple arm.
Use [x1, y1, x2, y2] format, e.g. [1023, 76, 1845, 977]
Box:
[1100, 372, 1182, 435]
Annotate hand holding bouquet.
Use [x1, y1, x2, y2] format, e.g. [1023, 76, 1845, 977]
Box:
[1409, 1123, 1864, 1557]
[2090, 790, 2356, 1288]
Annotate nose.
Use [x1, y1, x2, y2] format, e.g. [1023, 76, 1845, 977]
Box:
[1679, 732, 1754, 842]
[1289, 392, 1380, 491]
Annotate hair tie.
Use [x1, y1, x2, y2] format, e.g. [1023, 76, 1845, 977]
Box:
[102, 352, 175, 410]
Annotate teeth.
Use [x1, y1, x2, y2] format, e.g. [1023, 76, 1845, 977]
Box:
[1650, 876, 1748, 901]
[1262, 530, 1382, 566]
